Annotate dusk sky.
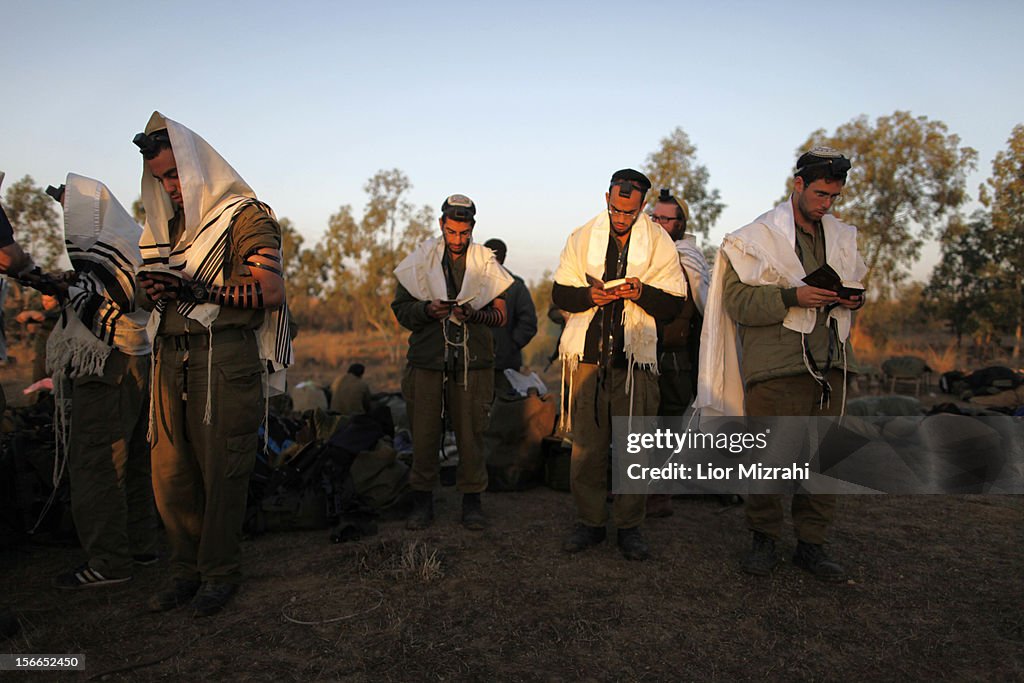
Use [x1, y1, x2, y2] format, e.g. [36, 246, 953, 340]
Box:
[3, 0, 1021, 283]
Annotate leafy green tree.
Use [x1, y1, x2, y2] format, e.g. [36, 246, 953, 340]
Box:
[925, 213, 999, 350]
[3, 175, 64, 270]
[979, 124, 1024, 359]
[323, 169, 433, 338]
[643, 127, 725, 238]
[792, 111, 977, 298]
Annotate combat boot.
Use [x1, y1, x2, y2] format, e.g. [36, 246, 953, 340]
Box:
[461, 493, 486, 530]
[793, 541, 846, 582]
[617, 527, 650, 561]
[741, 531, 780, 576]
[562, 523, 606, 553]
[406, 491, 434, 530]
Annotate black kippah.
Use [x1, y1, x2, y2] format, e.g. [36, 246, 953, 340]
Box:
[609, 168, 651, 197]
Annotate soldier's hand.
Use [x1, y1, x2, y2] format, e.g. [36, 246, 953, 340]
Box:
[426, 299, 452, 319]
[795, 285, 838, 309]
[614, 277, 642, 301]
[837, 293, 864, 310]
[452, 302, 473, 322]
[139, 272, 182, 301]
[588, 278, 619, 306]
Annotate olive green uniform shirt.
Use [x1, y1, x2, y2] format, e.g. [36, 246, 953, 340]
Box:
[722, 222, 851, 388]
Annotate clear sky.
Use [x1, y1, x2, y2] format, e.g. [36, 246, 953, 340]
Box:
[3, 0, 1022, 284]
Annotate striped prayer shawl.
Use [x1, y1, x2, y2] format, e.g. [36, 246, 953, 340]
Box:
[140, 196, 293, 388]
[47, 174, 149, 379]
[137, 112, 292, 407]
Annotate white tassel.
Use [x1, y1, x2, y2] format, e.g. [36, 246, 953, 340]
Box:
[203, 326, 214, 425]
[262, 367, 270, 456]
[147, 345, 158, 444]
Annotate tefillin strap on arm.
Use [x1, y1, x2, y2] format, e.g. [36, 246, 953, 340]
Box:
[243, 249, 283, 277]
[467, 304, 505, 327]
[209, 282, 265, 309]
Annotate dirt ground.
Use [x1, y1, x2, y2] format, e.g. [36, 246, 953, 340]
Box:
[2, 338, 1023, 681]
[3, 489, 1022, 681]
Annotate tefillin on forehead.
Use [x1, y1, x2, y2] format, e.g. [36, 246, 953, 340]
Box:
[132, 129, 171, 160]
[45, 184, 65, 204]
[608, 168, 652, 199]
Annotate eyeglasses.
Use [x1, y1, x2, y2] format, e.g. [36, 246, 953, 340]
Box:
[649, 213, 678, 224]
[608, 204, 641, 219]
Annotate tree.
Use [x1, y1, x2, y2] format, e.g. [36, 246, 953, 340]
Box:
[2, 175, 64, 270]
[278, 217, 304, 282]
[925, 213, 1000, 350]
[792, 111, 977, 298]
[643, 127, 725, 238]
[979, 124, 1024, 359]
[131, 197, 146, 225]
[322, 169, 433, 341]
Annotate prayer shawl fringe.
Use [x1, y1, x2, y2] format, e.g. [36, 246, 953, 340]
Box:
[696, 199, 868, 417]
[553, 212, 686, 431]
[138, 112, 293, 430]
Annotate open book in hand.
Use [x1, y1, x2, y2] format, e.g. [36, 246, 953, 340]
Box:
[802, 264, 864, 299]
[601, 278, 631, 291]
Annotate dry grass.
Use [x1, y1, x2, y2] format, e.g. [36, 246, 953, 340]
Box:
[851, 328, 1015, 375]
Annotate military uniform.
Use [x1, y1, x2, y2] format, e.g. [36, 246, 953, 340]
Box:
[553, 228, 683, 529]
[722, 211, 849, 544]
[150, 204, 279, 584]
[391, 252, 500, 494]
[330, 373, 371, 416]
[69, 349, 156, 577]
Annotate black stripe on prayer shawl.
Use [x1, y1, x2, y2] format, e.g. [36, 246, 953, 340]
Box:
[66, 240, 137, 275]
[167, 197, 248, 261]
[275, 301, 291, 363]
[194, 231, 229, 285]
[68, 257, 133, 310]
[171, 229, 229, 319]
[78, 293, 104, 337]
[69, 273, 124, 346]
[97, 303, 120, 344]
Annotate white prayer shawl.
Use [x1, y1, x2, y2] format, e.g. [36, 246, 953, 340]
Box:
[46, 174, 150, 380]
[394, 238, 513, 386]
[394, 238, 513, 307]
[696, 199, 868, 417]
[137, 112, 293, 417]
[676, 234, 710, 315]
[554, 212, 686, 428]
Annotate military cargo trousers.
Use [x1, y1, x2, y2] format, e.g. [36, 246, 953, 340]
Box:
[570, 363, 659, 530]
[402, 366, 493, 493]
[151, 328, 263, 584]
[743, 371, 844, 544]
[68, 349, 156, 578]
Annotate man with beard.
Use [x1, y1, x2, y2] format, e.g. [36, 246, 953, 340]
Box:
[552, 169, 685, 560]
[392, 195, 511, 531]
[698, 147, 866, 580]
